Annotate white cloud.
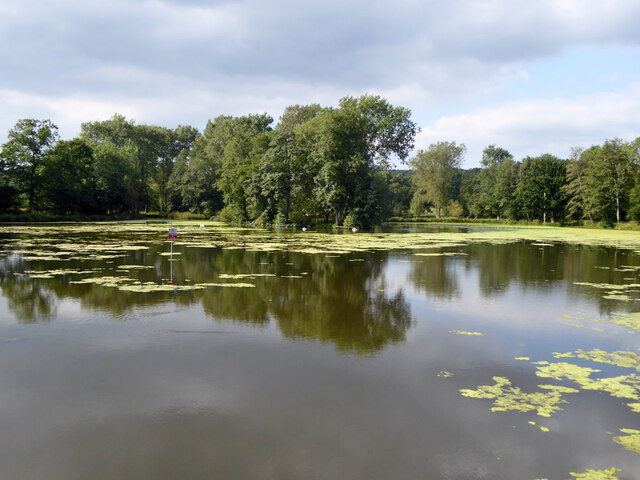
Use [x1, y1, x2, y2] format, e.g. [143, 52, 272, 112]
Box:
[1, 0, 640, 153]
[417, 83, 640, 167]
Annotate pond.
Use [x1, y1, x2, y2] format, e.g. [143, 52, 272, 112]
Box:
[1, 222, 639, 480]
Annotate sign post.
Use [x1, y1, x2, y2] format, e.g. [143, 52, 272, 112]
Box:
[168, 228, 178, 283]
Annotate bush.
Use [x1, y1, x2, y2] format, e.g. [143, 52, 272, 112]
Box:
[274, 212, 288, 227]
[167, 211, 206, 220]
[0, 184, 18, 212]
[343, 214, 357, 228]
[217, 205, 239, 223]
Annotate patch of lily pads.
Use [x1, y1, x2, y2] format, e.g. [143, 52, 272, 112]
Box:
[534, 468, 623, 480]
[459, 376, 579, 417]
[7, 222, 640, 260]
[449, 330, 485, 336]
[613, 429, 640, 454]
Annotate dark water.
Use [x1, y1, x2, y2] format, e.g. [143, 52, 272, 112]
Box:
[1, 224, 639, 479]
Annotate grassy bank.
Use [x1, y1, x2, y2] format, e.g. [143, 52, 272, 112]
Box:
[384, 216, 640, 231]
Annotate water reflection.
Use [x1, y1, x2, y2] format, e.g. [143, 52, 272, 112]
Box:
[2, 234, 640, 331]
[2, 278, 57, 323]
[2, 227, 640, 479]
[0, 247, 411, 353]
[409, 254, 460, 300]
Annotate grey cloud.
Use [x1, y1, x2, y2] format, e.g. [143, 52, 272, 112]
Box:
[2, 0, 640, 146]
[4, 0, 640, 98]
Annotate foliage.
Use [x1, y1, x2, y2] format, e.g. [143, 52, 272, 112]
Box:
[515, 154, 566, 223]
[0, 118, 59, 212]
[410, 141, 465, 218]
[4, 107, 640, 229]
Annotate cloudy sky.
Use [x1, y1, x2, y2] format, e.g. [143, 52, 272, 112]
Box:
[1, 0, 639, 167]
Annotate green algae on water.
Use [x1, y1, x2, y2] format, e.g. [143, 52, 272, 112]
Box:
[573, 349, 640, 371]
[612, 428, 640, 455]
[535, 361, 640, 400]
[218, 273, 276, 279]
[437, 371, 454, 378]
[118, 283, 204, 293]
[449, 330, 485, 336]
[568, 468, 622, 479]
[459, 376, 578, 417]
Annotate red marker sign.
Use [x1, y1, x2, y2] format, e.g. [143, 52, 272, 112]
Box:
[168, 228, 178, 240]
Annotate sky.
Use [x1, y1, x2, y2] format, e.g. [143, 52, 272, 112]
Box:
[1, 0, 639, 168]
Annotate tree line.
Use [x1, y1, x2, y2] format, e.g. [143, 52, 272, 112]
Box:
[410, 139, 640, 226]
[1, 94, 639, 227]
[0, 95, 417, 227]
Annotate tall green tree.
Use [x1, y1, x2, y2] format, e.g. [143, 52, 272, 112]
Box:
[92, 142, 136, 214]
[1, 119, 59, 212]
[80, 114, 134, 148]
[215, 114, 273, 221]
[458, 168, 482, 218]
[583, 139, 635, 224]
[562, 147, 593, 222]
[312, 95, 417, 226]
[152, 125, 198, 213]
[515, 154, 566, 223]
[41, 139, 99, 214]
[258, 104, 324, 222]
[477, 145, 514, 218]
[410, 141, 465, 218]
[0, 150, 19, 212]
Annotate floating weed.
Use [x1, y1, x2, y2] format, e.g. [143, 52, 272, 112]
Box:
[567, 467, 622, 479]
[437, 371, 454, 378]
[459, 376, 577, 417]
[116, 265, 155, 270]
[159, 252, 181, 256]
[69, 276, 133, 288]
[199, 283, 255, 288]
[609, 312, 640, 332]
[535, 362, 640, 400]
[573, 349, 640, 371]
[414, 252, 468, 257]
[449, 330, 484, 336]
[515, 357, 531, 361]
[627, 403, 640, 412]
[527, 420, 550, 432]
[613, 429, 640, 455]
[280, 275, 303, 279]
[553, 352, 576, 358]
[218, 273, 276, 279]
[22, 256, 71, 261]
[603, 294, 633, 301]
[118, 283, 204, 293]
[535, 362, 601, 384]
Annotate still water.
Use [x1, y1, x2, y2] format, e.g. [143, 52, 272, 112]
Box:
[1, 223, 639, 479]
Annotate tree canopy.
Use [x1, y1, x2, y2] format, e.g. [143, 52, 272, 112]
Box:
[2, 98, 640, 228]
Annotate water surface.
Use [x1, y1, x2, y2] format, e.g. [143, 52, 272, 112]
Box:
[1, 223, 639, 479]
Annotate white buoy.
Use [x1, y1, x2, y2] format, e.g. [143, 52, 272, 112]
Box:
[302, 227, 307, 232]
[352, 227, 358, 233]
